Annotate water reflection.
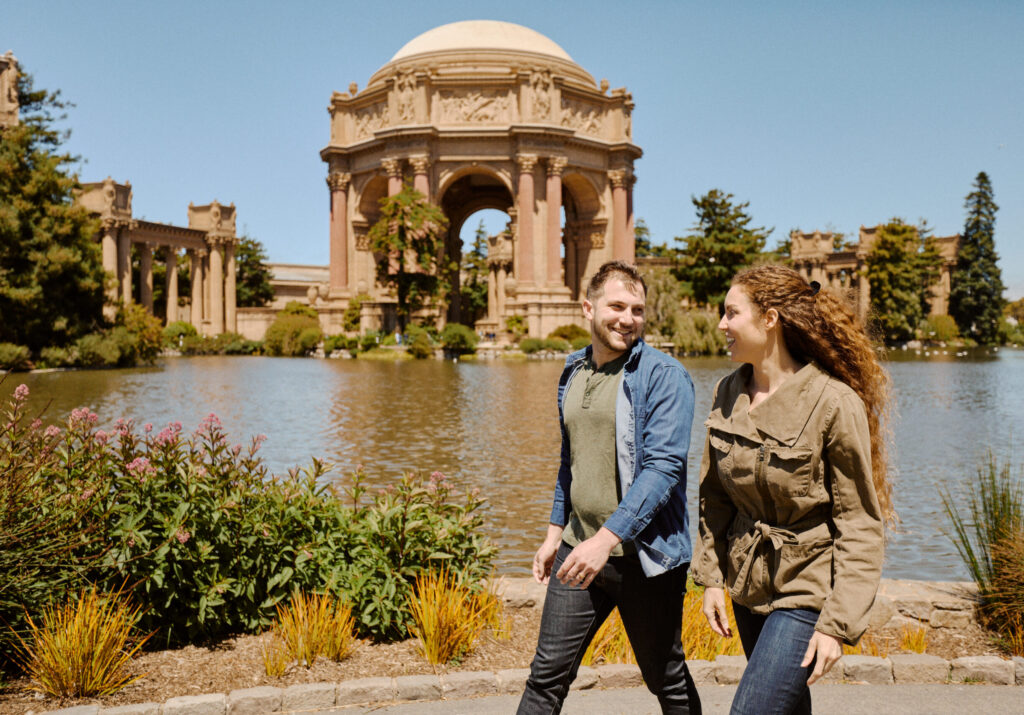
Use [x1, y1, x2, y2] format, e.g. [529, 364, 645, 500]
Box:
[8, 347, 1023, 580]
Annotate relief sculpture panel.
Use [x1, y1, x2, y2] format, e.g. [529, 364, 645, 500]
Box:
[354, 102, 388, 140]
[437, 89, 515, 124]
[560, 97, 603, 136]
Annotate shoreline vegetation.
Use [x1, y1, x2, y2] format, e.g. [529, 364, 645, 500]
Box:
[1, 385, 1023, 709]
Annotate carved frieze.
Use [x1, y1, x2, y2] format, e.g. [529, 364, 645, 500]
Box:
[354, 102, 388, 140]
[394, 70, 417, 123]
[438, 89, 514, 124]
[561, 97, 603, 136]
[529, 70, 553, 121]
[566, 220, 608, 250]
[354, 228, 370, 251]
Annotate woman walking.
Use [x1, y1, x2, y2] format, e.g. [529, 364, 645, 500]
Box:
[692, 264, 893, 714]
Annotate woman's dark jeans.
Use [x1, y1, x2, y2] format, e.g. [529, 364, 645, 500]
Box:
[731, 604, 819, 715]
[517, 542, 701, 714]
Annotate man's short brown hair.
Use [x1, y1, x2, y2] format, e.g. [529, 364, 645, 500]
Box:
[586, 260, 647, 301]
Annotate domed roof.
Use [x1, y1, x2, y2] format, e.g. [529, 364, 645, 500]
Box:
[367, 20, 595, 89]
[391, 21, 574, 62]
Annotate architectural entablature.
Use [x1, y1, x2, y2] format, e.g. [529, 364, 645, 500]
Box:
[78, 177, 133, 224]
[0, 51, 19, 129]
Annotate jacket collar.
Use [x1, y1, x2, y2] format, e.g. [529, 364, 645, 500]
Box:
[568, 338, 646, 372]
[706, 362, 830, 446]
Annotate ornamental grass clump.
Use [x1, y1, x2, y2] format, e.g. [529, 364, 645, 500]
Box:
[13, 587, 150, 698]
[408, 569, 493, 664]
[581, 608, 634, 666]
[942, 453, 1024, 655]
[899, 625, 928, 654]
[681, 581, 743, 661]
[263, 590, 358, 672]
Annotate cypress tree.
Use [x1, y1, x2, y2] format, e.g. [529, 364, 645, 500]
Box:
[949, 172, 1005, 344]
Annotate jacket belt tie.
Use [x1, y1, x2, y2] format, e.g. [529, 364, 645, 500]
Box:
[728, 512, 819, 604]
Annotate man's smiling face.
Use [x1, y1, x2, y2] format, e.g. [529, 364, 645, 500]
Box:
[583, 277, 646, 363]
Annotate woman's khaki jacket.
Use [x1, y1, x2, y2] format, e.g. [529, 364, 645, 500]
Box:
[691, 362, 883, 645]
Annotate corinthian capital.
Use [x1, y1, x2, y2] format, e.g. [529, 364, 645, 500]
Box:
[381, 158, 402, 177]
[607, 169, 629, 188]
[516, 154, 538, 174]
[326, 171, 351, 191]
[547, 156, 568, 176]
[409, 155, 430, 174]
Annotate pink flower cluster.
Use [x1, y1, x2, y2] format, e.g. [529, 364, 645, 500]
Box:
[126, 456, 156, 480]
[154, 421, 183, 446]
[70, 407, 99, 427]
[197, 413, 222, 435]
[44, 425, 61, 439]
[175, 527, 191, 544]
[13, 384, 29, 401]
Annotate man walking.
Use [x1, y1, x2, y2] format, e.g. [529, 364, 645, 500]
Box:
[518, 260, 701, 714]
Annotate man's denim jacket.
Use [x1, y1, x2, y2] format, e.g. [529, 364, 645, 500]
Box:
[550, 339, 695, 577]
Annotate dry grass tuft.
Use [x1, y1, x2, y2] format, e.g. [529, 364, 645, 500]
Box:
[409, 569, 492, 664]
[843, 632, 889, 657]
[582, 582, 744, 666]
[13, 587, 150, 698]
[263, 590, 358, 675]
[899, 625, 928, 653]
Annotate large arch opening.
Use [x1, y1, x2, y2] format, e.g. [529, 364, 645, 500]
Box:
[438, 171, 513, 326]
[561, 172, 603, 300]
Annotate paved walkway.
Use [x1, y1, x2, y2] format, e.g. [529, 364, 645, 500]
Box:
[326, 683, 1024, 713]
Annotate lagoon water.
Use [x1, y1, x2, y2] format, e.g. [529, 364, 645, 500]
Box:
[10, 347, 1023, 581]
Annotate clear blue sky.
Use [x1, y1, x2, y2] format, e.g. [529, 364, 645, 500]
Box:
[7, 0, 1023, 298]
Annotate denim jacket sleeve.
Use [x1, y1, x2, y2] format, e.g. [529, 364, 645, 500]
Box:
[549, 416, 573, 527]
[602, 361, 694, 542]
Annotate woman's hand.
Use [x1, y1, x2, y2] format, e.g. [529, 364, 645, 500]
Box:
[701, 587, 732, 638]
[801, 631, 843, 684]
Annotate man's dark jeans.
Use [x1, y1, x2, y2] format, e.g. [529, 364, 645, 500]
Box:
[517, 542, 702, 714]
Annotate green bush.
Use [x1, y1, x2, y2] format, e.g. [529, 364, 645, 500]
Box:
[359, 330, 383, 352]
[570, 336, 591, 351]
[280, 301, 319, 319]
[548, 324, 589, 342]
[264, 313, 323, 357]
[440, 323, 479, 355]
[999, 318, 1024, 346]
[324, 334, 358, 355]
[672, 310, 726, 355]
[505, 315, 526, 341]
[116, 303, 163, 364]
[74, 332, 123, 367]
[342, 293, 371, 333]
[0, 389, 495, 649]
[407, 332, 434, 359]
[0, 343, 32, 370]
[519, 337, 544, 354]
[922, 314, 959, 343]
[38, 346, 73, 368]
[163, 321, 198, 346]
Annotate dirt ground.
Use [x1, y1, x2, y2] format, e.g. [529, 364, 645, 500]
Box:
[0, 605, 1007, 714]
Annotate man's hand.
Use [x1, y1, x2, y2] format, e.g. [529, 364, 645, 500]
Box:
[701, 587, 732, 638]
[555, 527, 621, 589]
[532, 524, 565, 584]
[801, 630, 843, 684]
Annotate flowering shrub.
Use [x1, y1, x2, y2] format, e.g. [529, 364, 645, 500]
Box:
[0, 384, 495, 653]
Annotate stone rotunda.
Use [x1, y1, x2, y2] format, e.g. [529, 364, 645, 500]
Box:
[320, 20, 641, 338]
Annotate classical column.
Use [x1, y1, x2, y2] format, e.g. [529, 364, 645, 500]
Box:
[609, 169, 630, 261]
[565, 233, 578, 300]
[327, 172, 351, 294]
[117, 230, 132, 305]
[487, 264, 498, 321]
[101, 222, 118, 317]
[516, 155, 538, 285]
[139, 242, 154, 312]
[626, 174, 636, 262]
[382, 158, 402, 195]
[410, 155, 430, 198]
[225, 240, 237, 334]
[208, 239, 225, 335]
[190, 248, 205, 328]
[165, 249, 179, 324]
[546, 157, 567, 287]
[496, 262, 508, 318]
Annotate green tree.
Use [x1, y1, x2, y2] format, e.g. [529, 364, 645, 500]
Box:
[672, 189, 771, 309]
[235, 234, 275, 308]
[367, 182, 450, 331]
[459, 220, 489, 325]
[634, 218, 674, 258]
[865, 218, 943, 344]
[0, 67, 105, 353]
[949, 172, 1005, 344]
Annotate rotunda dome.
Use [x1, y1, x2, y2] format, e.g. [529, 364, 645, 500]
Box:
[367, 20, 596, 89]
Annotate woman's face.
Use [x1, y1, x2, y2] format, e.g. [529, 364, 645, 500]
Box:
[719, 285, 768, 364]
